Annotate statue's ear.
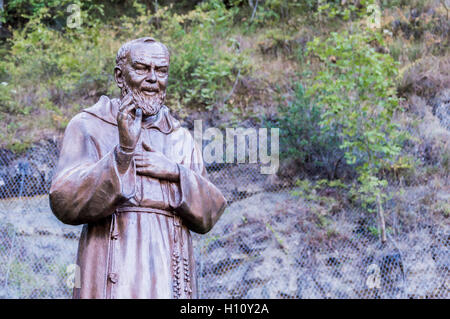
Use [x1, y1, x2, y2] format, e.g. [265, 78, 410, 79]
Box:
[114, 66, 124, 89]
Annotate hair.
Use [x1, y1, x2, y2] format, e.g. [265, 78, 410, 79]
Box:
[115, 37, 170, 69]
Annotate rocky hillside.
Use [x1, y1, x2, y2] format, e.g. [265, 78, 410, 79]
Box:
[0, 0, 448, 299]
[0, 187, 447, 298]
[196, 188, 448, 298]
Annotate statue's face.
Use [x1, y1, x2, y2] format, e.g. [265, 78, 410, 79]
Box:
[119, 42, 169, 116]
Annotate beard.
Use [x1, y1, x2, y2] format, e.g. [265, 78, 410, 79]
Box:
[121, 82, 165, 116]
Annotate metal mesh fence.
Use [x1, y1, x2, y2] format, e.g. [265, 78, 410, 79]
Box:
[0, 140, 448, 299]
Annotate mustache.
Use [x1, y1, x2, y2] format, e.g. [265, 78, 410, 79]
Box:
[141, 85, 159, 92]
[121, 82, 165, 116]
[121, 83, 162, 98]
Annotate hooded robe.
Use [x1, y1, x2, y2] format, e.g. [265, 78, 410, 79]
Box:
[49, 96, 226, 299]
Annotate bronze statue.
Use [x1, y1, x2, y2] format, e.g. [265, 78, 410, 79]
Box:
[49, 37, 227, 299]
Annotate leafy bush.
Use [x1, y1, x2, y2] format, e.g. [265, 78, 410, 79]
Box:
[0, 0, 108, 29]
[268, 83, 345, 179]
[238, 0, 377, 26]
[0, 0, 137, 29]
[231, 0, 319, 29]
[0, 6, 118, 138]
[316, 0, 377, 21]
[307, 29, 404, 209]
[0, 0, 248, 145]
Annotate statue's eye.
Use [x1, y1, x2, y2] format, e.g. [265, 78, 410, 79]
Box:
[133, 64, 147, 74]
[156, 67, 168, 75]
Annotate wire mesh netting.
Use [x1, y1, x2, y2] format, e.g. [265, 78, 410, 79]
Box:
[0, 140, 448, 299]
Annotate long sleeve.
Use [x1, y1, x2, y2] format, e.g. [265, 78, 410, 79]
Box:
[169, 134, 227, 234]
[49, 114, 136, 225]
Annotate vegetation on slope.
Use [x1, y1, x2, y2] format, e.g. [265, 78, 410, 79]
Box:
[0, 0, 448, 232]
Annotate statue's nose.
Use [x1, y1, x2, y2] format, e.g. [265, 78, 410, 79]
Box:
[146, 69, 157, 83]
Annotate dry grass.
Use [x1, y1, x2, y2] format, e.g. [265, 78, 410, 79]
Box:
[398, 55, 450, 99]
[391, 93, 449, 188]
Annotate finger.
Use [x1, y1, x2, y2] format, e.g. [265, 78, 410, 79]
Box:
[136, 167, 155, 176]
[123, 102, 136, 116]
[142, 141, 155, 152]
[117, 110, 133, 127]
[135, 160, 148, 167]
[118, 104, 135, 123]
[119, 92, 133, 112]
[136, 167, 147, 175]
[117, 111, 129, 127]
[134, 157, 151, 164]
[134, 108, 143, 126]
[134, 161, 155, 168]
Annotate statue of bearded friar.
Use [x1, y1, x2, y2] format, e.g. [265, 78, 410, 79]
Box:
[49, 37, 227, 299]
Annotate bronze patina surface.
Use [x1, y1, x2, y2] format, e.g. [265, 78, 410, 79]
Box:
[49, 37, 227, 299]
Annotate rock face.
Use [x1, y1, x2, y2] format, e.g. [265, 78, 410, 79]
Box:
[432, 89, 450, 131]
[0, 140, 58, 198]
[0, 194, 81, 298]
[194, 191, 449, 299]
[0, 141, 447, 298]
[0, 189, 447, 299]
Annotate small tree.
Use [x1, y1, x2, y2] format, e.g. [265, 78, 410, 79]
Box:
[307, 29, 403, 241]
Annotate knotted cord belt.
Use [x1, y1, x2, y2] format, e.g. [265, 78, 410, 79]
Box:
[116, 206, 175, 217]
[114, 206, 191, 298]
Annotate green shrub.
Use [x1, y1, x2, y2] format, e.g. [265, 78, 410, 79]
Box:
[0, 0, 124, 28]
[239, 0, 376, 27]
[0, 0, 248, 146]
[268, 83, 345, 179]
[307, 28, 404, 209]
[316, 0, 377, 21]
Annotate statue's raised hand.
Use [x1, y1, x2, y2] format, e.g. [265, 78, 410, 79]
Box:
[117, 92, 142, 152]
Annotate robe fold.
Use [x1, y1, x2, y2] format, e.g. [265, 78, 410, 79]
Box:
[49, 96, 227, 299]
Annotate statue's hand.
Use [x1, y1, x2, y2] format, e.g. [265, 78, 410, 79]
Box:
[117, 92, 142, 152]
[135, 142, 180, 182]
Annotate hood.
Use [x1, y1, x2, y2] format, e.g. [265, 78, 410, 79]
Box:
[82, 95, 181, 134]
